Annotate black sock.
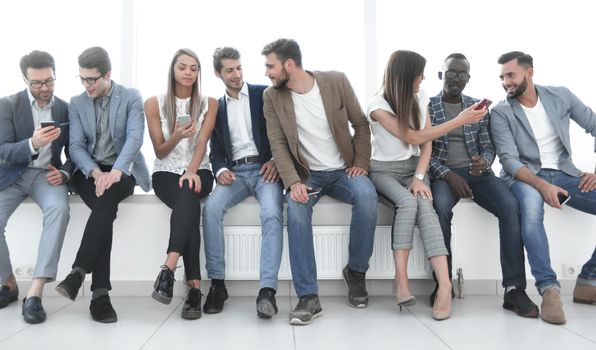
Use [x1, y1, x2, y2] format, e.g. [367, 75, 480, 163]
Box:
[92, 288, 108, 300]
[211, 279, 225, 288]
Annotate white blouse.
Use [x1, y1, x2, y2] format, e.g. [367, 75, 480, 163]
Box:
[366, 90, 428, 162]
[153, 94, 210, 174]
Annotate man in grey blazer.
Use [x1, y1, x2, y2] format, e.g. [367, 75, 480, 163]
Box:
[0, 51, 71, 324]
[491, 51, 596, 325]
[55, 47, 150, 323]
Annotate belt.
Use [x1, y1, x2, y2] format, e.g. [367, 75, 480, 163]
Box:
[232, 155, 260, 166]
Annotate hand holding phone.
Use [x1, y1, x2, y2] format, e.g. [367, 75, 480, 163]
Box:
[474, 98, 492, 110]
[557, 193, 570, 206]
[40, 121, 56, 128]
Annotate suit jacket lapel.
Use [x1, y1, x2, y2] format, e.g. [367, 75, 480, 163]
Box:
[108, 85, 120, 137]
[16, 91, 35, 139]
[536, 86, 566, 141]
[247, 85, 261, 150]
[509, 98, 536, 140]
[315, 73, 336, 134]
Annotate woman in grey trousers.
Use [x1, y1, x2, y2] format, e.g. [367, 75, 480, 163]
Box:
[366, 50, 486, 320]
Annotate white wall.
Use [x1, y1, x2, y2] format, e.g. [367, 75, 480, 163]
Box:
[1, 0, 595, 290]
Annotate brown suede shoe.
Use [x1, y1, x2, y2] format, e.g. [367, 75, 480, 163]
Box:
[573, 283, 596, 305]
[540, 288, 566, 324]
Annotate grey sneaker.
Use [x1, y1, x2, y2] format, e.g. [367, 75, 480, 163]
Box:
[289, 294, 323, 325]
[342, 266, 368, 308]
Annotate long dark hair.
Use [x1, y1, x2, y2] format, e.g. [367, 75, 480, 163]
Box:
[382, 50, 426, 131]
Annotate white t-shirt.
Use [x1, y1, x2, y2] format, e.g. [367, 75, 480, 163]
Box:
[292, 80, 346, 171]
[521, 97, 564, 169]
[366, 90, 428, 161]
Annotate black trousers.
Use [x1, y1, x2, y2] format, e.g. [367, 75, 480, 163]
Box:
[72, 166, 135, 291]
[152, 170, 213, 281]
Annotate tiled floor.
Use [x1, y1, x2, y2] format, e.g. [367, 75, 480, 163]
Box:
[0, 295, 594, 350]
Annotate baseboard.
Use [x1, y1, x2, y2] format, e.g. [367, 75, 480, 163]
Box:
[15, 279, 578, 297]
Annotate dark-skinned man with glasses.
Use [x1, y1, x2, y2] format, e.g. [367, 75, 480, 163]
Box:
[427, 53, 538, 320]
[0, 50, 72, 324]
[55, 47, 151, 323]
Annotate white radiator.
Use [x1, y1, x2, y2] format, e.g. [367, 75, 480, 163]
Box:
[209, 226, 432, 280]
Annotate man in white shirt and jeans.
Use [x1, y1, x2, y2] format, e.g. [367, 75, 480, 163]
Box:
[491, 51, 596, 325]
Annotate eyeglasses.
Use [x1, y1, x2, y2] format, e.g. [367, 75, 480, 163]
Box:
[26, 77, 56, 89]
[444, 70, 470, 81]
[79, 74, 104, 85]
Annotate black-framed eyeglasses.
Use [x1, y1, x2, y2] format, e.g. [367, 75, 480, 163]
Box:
[25, 77, 56, 89]
[79, 74, 104, 85]
[444, 70, 470, 81]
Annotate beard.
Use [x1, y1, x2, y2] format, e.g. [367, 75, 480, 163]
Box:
[504, 77, 528, 99]
[272, 67, 289, 89]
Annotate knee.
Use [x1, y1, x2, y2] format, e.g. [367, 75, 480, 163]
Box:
[353, 183, 378, 207]
[203, 198, 226, 219]
[46, 201, 70, 218]
[396, 195, 417, 212]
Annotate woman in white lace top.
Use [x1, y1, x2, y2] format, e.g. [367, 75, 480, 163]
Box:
[144, 48, 217, 320]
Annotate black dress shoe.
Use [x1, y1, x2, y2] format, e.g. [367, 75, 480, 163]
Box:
[0, 285, 19, 309]
[55, 271, 84, 301]
[181, 287, 202, 320]
[152, 265, 175, 305]
[429, 283, 456, 307]
[256, 287, 278, 319]
[22, 297, 46, 324]
[503, 288, 539, 318]
[90, 295, 118, 323]
[203, 284, 228, 314]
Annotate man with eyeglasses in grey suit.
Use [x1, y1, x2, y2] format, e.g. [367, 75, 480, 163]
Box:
[55, 47, 151, 323]
[0, 50, 72, 324]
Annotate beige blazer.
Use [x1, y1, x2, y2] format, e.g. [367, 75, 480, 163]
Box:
[263, 71, 371, 189]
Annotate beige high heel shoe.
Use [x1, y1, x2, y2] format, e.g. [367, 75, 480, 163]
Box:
[432, 287, 452, 320]
[394, 280, 416, 311]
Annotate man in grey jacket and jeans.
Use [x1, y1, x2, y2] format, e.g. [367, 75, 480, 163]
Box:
[491, 51, 596, 325]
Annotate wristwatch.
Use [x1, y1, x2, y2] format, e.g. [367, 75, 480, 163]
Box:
[414, 173, 425, 181]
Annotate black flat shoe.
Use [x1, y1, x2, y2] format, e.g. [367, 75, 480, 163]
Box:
[22, 297, 46, 324]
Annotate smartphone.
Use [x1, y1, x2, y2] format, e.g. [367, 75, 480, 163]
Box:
[40, 121, 56, 128]
[177, 115, 191, 126]
[474, 98, 492, 110]
[557, 193, 571, 206]
[307, 187, 322, 196]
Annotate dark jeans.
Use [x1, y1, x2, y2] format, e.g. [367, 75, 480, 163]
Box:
[72, 166, 135, 291]
[152, 170, 213, 281]
[431, 168, 526, 288]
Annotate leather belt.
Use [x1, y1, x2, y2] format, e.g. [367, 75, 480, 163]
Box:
[232, 155, 260, 166]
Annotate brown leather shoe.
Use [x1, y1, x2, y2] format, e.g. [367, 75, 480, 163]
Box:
[573, 283, 596, 305]
[540, 288, 566, 324]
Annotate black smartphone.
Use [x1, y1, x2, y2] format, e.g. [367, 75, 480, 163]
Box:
[307, 187, 322, 196]
[40, 121, 56, 128]
[474, 98, 492, 110]
[557, 193, 571, 205]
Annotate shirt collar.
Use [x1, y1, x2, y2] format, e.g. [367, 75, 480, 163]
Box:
[225, 82, 248, 102]
[26, 88, 55, 110]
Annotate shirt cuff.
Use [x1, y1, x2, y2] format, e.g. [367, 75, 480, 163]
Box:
[29, 138, 39, 155]
[59, 170, 70, 182]
[215, 167, 230, 178]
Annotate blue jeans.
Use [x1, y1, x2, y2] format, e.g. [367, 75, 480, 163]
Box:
[510, 169, 596, 293]
[202, 163, 284, 290]
[537, 169, 596, 285]
[431, 168, 526, 288]
[286, 170, 378, 297]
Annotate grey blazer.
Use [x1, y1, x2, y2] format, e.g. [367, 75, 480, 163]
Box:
[490, 85, 596, 185]
[0, 89, 72, 191]
[68, 82, 151, 192]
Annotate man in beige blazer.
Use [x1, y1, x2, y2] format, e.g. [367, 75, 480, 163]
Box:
[262, 38, 378, 325]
